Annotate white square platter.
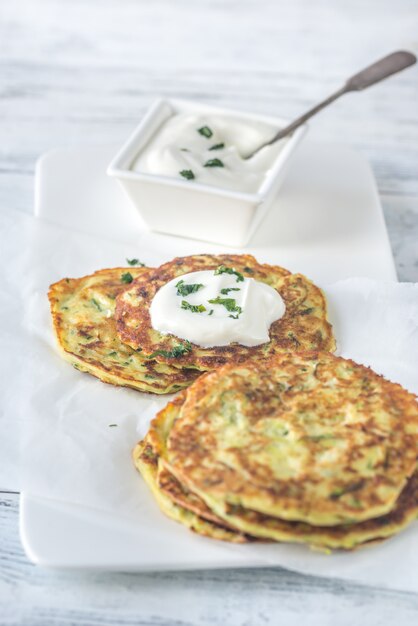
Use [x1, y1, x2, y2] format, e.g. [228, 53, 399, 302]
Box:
[20, 139, 409, 590]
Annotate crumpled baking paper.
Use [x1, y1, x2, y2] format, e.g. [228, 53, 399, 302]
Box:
[1, 207, 417, 590]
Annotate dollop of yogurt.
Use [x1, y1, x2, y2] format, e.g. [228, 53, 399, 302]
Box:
[150, 269, 286, 348]
[131, 113, 286, 194]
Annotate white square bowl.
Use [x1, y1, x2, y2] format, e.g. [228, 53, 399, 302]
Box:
[107, 98, 307, 247]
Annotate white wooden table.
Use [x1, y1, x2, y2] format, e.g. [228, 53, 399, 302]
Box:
[1, 1, 418, 623]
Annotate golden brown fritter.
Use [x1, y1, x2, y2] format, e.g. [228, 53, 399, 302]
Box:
[164, 352, 418, 527]
[115, 254, 336, 372]
[49, 268, 199, 394]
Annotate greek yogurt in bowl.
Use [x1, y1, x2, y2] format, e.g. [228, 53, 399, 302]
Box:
[131, 112, 289, 194]
[107, 98, 307, 247]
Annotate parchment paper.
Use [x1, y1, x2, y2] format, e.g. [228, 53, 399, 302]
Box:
[1, 207, 418, 590]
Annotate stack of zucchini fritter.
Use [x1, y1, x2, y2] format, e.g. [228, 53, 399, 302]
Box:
[134, 352, 418, 551]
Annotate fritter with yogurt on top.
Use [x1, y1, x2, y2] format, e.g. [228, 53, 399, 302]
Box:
[115, 254, 336, 372]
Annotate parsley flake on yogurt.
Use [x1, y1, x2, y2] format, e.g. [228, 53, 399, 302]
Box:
[197, 126, 213, 138]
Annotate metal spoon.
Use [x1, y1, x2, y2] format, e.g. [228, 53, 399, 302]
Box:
[246, 50, 416, 159]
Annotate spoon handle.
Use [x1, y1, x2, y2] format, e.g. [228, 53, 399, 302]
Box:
[253, 50, 416, 150]
[345, 50, 416, 90]
[265, 85, 347, 143]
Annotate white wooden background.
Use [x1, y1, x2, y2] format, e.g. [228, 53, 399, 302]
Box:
[1, 0, 418, 624]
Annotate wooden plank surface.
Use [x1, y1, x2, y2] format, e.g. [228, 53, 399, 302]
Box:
[3, 493, 418, 626]
[1, 0, 418, 623]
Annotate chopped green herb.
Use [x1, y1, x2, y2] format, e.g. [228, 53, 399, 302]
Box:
[91, 298, 103, 311]
[299, 307, 315, 316]
[308, 434, 335, 442]
[181, 300, 206, 313]
[208, 296, 242, 318]
[136, 347, 143, 352]
[214, 265, 244, 282]
[209, 143, 225, 151]
[142, 446, 157, 461]
[121, 272, 133, 284]
[208, 309, 214, 316]
[204, 158, 224, 168]
[61, 306, 69, 310]
[126, 258, 145, 267]
[198, 126, 213, 138]
[243, 266, 254, 274]
[108, 351, 117, 357]
[220, 287, 240, 295]
[330, 481, 365, 500]
[144, 374, 157, 380]
[149, 341, 192, 359]
[108, 424, 118, 428]
[330, 487, 345, 499]
[179, 169, 195, 180]
[287, 332, 300, 346]
[176, 279, 204, 296]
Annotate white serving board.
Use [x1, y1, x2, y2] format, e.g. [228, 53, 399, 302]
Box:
[32, 141, 397, 283]
[21, 140, 403, 584]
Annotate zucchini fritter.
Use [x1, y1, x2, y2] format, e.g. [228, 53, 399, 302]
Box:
[163, 352, 418, 527]
[48, 268, 199, 394]
[115, 254, 336, 371]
